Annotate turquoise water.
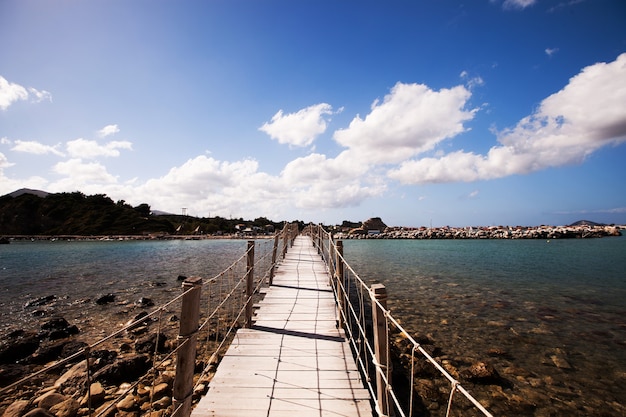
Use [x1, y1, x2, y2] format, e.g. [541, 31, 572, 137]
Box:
[343, 236, 626, 415]
[1, 236, 624, 414]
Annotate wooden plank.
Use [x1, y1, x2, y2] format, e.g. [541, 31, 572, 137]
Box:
[191, 235, 373, 417]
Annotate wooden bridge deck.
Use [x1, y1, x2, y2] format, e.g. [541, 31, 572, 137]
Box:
[191, 235, 373, 417]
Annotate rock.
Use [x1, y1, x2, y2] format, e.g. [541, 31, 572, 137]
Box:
[0, 331, 40, 364]
[126, 312, 151, 329]
[24, 295, 57, 308]
[54, 360, 89, 390]
[461, 361, 510, 387]
[2, 400, 30, 417]
[39, 317, 79, 340]
[95, 294, 116, 305]
[22, 409, 54, 417]
[81, 382, 106, 407]
[91, 354, 151, 385]
[150, 382, 170, 400]
[362, 217, 387, 232]
[36, 392, 67, 409]
[176, 275, 187, 281]
[135, 297, 154, 308]
[135, 333, 168, 354]
[94, 401, 117, 417]
[115, 394, 136, 412]
[49, 398, 79, 417]
[0, 363, 29, 386]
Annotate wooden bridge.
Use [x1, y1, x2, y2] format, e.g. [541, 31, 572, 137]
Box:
[191, 235, 373, 416]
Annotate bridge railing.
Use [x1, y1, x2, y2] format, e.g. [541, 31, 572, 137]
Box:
[304, 223, 495, 417]
[0, 223, 299, 417]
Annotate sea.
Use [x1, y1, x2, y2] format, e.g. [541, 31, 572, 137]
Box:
[1, 235, 625, 415]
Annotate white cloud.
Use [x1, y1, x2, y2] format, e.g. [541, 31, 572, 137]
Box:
[1, 137, 11, 145]
[503, 0, 536, 10]
[545, 47, 559, 57]
[11, 140, 65, 157]
[333, 82, 477, 164]
[98, 124, 120, 138]
[52, 159, 118, 185]
[0, 76, 51, 110]
[388, 53, 626, 184]
[0, 152, 14, 169]
[259, 103, 333, 147]
[66, 138, 132, 158]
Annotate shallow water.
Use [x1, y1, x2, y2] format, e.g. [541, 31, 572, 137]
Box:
[1, 236, 625, 415]
[343, 236, 626, 416]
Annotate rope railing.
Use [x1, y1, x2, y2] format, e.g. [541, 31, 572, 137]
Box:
[0, 223, 299, 417]
[304, 223, 495, 417]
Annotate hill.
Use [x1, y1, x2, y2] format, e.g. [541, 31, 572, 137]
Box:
[0, 190, 285, 236]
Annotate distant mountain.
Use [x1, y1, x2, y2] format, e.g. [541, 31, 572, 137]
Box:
[569, 220, 605, 227]
[6, 188, 50, 198]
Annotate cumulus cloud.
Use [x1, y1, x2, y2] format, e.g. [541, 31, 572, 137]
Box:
[98, 124, 120, 138]
[52, 159, 118, 185]
[388, 53, 626, 184]
[0, 76, 51, 110]
[334, 82, 477, 164]
[0, 152, 14, 169]
[11, 140, 65, 157]
[259, 103, 333, 147]
[66, 138, 132, 158]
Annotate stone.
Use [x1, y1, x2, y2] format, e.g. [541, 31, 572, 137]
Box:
[461, 361, 510, 387]
[135, 333, 168, 354]
[36, 392, 67, 409]
[2, 400, 30, 417]
[80, 382, 106, 407]
[94, 401, 117, 417]
[135, 297, 154, 307]
[95, 294, 115, 305]
[115, 394, 136, 411]
[54, 360, 89, 390]
[22, 409, 54, 417]
[0, 331, 40, 364]
[91, 354, 150, 385]
[150, 383, 170, 400]
[49, 398, 79, 417]
[0, 363, 29, 386]
[39, 317, 79, 340]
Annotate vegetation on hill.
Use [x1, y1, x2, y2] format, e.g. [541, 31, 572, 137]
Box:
[0, 191, 287, 236]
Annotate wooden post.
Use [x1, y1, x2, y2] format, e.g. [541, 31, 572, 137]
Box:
[282, 225, 289, 258]
[172, 276, 202, 417]
[245, 240, 255, 328]
[269, 233, 279, 285]
[335, 241, 345, 328]
[371, 283, 391, 417]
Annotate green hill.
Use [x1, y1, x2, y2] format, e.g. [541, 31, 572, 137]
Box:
[0, 190, 286, 236]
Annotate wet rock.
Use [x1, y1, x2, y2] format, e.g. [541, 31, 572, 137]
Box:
[460, 361, 510, 387]
[2, 400, 30, 417]
[125, 312, 151, 329]
[135, 333, 168, 354]
[176, 275, 187, 281]
[91, 354, 151, 385]
[96, 294, 116, 305]
[24, 295, 57, 308]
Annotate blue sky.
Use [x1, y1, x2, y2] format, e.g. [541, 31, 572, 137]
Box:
[1, 0, 625, 227]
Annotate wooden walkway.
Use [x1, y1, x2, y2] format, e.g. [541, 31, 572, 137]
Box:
[191, 235, 373, 417]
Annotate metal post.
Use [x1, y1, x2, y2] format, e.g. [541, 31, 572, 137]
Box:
[371, 283, 391, 417]
[172, 277, 202, 417]
[245, 240, 255, 328]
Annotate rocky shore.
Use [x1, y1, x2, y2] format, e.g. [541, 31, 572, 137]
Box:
[338, 224, 622, 239]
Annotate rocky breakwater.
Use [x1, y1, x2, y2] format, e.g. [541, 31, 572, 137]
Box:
[0, 312, 212, 417]
[346, 224, 622, 239]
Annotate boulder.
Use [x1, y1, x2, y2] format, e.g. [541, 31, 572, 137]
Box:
[135, 333, 168, 354]
[0, 363, 29, 386]
[22, 409, 54, 417]
[91, 354, 150, 385]
[36, 392, 67, 409]
[362, 217, 387, 232]
[39, 318, 79, 340]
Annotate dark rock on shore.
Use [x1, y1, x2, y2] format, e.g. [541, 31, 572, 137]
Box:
[95, 294, 115, 305]
[39, 318, 79, 341]
[135, 332, 168, 354]
[0, 330, 40, 364]
[91, 354, 151, 385]
[24, 295, 57, 308]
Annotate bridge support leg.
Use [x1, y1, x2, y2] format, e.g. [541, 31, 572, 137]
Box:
[372, 283, 392, 417]
[173, 277, 202, 417]
[245, 240, 255, 328]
